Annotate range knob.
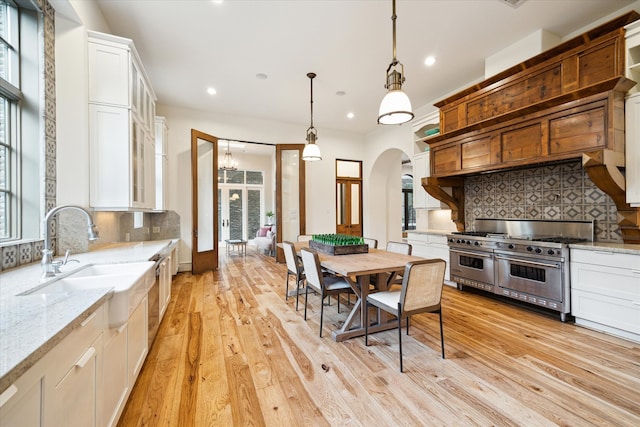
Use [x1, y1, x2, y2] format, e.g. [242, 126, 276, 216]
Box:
[448, 238, 454, 243]
[456, 239, 462, 244]
[466, 240, 472, 245]
[474, 241, 480, 246]
[547, 249, 555, 255]
[526, 246, 533, 252]
[535, 248, 542, 254]
[508, 244, 515, 249]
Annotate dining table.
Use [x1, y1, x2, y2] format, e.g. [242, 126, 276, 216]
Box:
[290, 241, 426, 342]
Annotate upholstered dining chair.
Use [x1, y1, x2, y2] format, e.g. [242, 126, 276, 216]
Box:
[300, 248, 355, 337]
[364, 258, 446, 372]
[385, 241, 412, 288]
[283, 241, 305, 311]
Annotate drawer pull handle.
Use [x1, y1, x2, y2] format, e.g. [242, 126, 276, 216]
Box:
[0, 384, 18, 408]
[81, 311, 97, 327]
[593, 251, 614, 255]
[76, 347, 96, 369]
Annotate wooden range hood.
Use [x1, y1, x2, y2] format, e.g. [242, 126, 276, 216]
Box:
[421, 12, 640, 244]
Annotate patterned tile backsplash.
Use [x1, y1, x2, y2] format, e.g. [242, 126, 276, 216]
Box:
[464, 160, 620, 242]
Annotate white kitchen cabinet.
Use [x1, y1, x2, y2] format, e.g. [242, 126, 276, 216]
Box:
[45, 305, 105, 427]
[89, 105, 155, 210]
[412, 151, 443, 209]
[0, 361, 44, 427]
[88, 31, 157, 211]
[625, 20, 640, 95]
[102, 323, 129, 427]
[127, 296, 148, 386]
[625, 93, 640, 207]
[406, 232, 452, 284]
[170, 244, 179, 276]
[159, 256, 172, 320]
[571, 248, 640, 342]
[155, 117, 169, 211]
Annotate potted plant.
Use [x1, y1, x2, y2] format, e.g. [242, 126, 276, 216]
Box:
[266, 210, 274, 225]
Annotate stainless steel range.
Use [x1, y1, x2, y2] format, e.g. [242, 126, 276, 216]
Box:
[447, 219, 593, 321]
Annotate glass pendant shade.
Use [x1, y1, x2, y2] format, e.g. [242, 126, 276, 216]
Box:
[378, 89, 413, 125]
[302, 140, 322, 161]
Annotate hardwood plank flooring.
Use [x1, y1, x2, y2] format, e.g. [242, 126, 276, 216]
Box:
[117, 250, 640, 426]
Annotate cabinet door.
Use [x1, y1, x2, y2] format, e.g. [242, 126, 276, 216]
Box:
[89, 104, 132, 209]
[47, 334, 103, 427]
[144, 132, 157, 210]
[413, 152, 442, 209]
[128, 296, 148, 385]
[159, 258, 172, 320]
[88, 41, 129, 107]
[626, 93, 640, 206]
[0, 367, 44, 427]
[102, 325, 129, 427]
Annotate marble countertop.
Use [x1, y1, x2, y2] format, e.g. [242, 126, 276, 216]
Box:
[0, 239, 177, 394]
[406, 229, 455, 236]
[569, 241, 640, 255]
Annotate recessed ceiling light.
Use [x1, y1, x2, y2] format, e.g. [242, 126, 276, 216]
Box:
[256, 73, 268, 80]
[347, 112, 355, 119]
[336, 91, 346, 96]
[207, 87, 217, 95]
[424, 56, 436, 66]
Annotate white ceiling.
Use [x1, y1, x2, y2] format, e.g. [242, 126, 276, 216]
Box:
[92, 0, 638, 137]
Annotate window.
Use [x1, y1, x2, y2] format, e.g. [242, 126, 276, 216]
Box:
[0, 0, 42, 243]
[402, 174, 415, 231]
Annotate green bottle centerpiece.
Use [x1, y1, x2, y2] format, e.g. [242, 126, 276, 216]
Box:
[309, 234, 368, 255]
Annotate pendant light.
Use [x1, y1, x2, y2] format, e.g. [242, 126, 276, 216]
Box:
[377, 0, 414, 125]
[219, 140, 238, 171]
[302, 72, 322, 161]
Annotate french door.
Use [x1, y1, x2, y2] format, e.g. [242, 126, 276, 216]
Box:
[218, 187, 244, 241]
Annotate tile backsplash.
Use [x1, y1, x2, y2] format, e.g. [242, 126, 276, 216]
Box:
[1, 211, 181, 272]
[464, 160, 620, 242]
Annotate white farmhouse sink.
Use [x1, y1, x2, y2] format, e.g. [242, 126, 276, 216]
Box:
[21, 261, 155, 328]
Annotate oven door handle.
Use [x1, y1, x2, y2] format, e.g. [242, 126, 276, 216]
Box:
[495, 255, 561, 269]
[450, 249, 494, 259]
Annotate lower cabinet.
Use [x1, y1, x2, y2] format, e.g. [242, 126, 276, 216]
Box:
[102, 323, 129, 427]
[406, 232, 452, 284]
[0, 359, 45, 427]
[127, 296, 149, 387]
[571, 248, 640, 342]
[159, 256, 171, 320]
[45, 304, 106, 427]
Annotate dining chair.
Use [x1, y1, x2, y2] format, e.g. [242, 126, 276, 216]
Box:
[283, 241, 305, 311]
[300, 248, 355, 337]
[363, 237, 378, 249]
[385, 241, 412, 287]
[364, 258, 446, 372]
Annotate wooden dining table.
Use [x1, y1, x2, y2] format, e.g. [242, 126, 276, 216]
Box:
[290, 241, 426, 341]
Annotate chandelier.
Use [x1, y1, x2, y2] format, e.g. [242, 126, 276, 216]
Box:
[219, 140, 238, 171]
[302, 72, 322, 161]
[377, 0, 414, 125]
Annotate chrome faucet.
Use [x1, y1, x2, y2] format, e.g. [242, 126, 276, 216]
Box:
[41, 205, 99, 278]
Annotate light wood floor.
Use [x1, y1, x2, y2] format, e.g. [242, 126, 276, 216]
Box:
[118, 250, 640, 426]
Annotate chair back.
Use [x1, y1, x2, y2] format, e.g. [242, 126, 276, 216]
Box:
[399, 259, 446, 314]
[386, 241, 412, 255]
[297, 235, 312, 242]
[300, 248, 323, 292]
[363, 237, 378, 249]
[283, 241, 300, 274]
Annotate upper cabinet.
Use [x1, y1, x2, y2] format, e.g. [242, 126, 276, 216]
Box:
[625, 20, 640, 95]
[412, 112, 443, 209]
[155, 116, 169, 211]
[88, 31, 157, 211]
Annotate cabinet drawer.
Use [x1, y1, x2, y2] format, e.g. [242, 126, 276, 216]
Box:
[47, 305, 105, 385]
[572, 289, 640, 334]
[570, 249, 640, 269]
[571, 262, 640, 300]
[548, 106, 606, 155]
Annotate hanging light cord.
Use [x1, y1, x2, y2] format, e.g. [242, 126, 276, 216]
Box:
[387, 0, 398, 73]
[307, 72, 316, 134]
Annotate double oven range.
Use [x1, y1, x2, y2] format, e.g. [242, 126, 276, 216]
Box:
[447, 219, 593, 321]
